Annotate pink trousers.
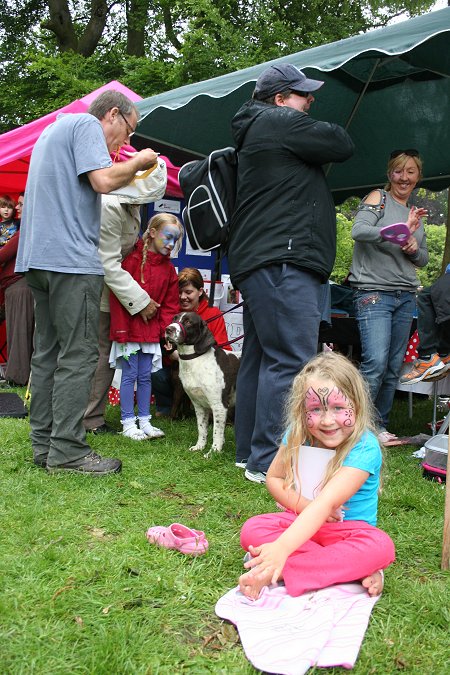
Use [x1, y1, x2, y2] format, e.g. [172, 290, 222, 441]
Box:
[240, 512, 396, 597]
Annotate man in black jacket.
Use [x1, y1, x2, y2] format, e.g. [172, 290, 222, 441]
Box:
[228, 63, 354, 483]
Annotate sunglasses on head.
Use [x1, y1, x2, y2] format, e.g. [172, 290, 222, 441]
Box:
[390, 148, 419, 159]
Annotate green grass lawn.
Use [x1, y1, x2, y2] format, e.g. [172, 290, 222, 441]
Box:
[0, 388, 449, 674]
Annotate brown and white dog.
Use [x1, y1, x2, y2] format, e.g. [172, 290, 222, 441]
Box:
[165, 312, 240, 457]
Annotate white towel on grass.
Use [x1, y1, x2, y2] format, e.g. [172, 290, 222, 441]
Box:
[215, 582, 380, 675]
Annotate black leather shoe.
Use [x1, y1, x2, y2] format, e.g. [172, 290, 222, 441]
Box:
[87, 423, 118, 435]
[33, 456, 48, 468]
[47, 451, 122, 475]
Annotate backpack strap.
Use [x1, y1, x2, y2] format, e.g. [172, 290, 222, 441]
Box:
[209, 249, 223, 307]
[356, 188, 387, 221]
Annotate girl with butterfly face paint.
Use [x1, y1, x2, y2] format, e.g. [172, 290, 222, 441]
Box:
[238, 352, 395, 602]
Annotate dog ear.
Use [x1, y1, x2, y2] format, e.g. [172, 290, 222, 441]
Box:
[194, 320, 216, 354]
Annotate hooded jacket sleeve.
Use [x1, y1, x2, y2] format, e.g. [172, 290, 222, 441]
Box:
[286, 114, 354, 166]
[99, 195, 150, 315]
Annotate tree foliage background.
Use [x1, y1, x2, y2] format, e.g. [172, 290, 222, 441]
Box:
[0, 0, 435, 132]
[2, 0, 448, 275]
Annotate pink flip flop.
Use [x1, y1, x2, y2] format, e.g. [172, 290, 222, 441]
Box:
[146, 523, 208, 556]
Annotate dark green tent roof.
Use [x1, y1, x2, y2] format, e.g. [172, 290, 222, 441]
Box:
[135, 7, 450, 202]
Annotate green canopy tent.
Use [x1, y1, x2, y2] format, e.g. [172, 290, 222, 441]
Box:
[135, 7, 450, 203]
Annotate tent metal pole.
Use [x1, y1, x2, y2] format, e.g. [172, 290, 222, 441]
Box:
[325, 57, 381, 177]
[342, 58, 382, 131]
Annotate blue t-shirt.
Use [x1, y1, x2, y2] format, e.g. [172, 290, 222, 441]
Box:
[341, 431, 381, 525]
[282, 430, 381, 526]
[15, 113, 112, 275]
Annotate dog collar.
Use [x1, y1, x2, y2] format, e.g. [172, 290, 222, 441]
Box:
[178, 352, 202, 360]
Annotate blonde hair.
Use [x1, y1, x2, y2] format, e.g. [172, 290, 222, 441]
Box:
[385, 153, 423, 191]
[280, 352, 378, 493]
[141, 213, 184, 283]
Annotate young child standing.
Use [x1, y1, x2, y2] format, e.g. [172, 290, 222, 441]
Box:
[0, 195, 19, 247]
[109, 213, 183, 440]
[239, 351, 395, 600]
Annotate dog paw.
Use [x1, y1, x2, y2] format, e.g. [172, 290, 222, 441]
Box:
[189, 445, 205, 452]
[203, 447, 222, 459]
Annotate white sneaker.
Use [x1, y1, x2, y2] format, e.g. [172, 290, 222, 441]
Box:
[122, 421, 147, 441]
[244, 469, 267, 484]
[142, 424, 165, 439]
[235, 460, 247, 469]
[138, 416, 165, 439]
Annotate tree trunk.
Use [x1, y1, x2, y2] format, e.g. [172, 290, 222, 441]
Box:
[43, 0, 78, 52]
[161, 1, 182, 51]
[78, 0, 109, 57]
[126, 0, 149, 57]
[43, 0, 108, 56]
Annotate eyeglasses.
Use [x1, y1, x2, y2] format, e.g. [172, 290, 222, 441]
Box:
[118, 109, 136, 137]
[292, 90, 311, 98]
[390, 148, 419, 159]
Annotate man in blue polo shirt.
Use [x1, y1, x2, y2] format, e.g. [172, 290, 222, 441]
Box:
[16, 90, 159, 475]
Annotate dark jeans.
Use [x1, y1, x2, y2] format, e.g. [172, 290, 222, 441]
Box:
[151, 365, 173, 414]
[416, 285, 450, 358]
[25, 269, 103, 466]
[235, 264, 321, 472]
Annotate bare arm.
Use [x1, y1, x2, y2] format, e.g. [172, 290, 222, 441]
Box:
[87, 149, 159, 194]
[266, 447, 311, 514]
[246, 466, 369, 584]
[267, 446, 344, 520]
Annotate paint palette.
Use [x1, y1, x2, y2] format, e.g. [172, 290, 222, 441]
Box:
[380, 222, 410, 245]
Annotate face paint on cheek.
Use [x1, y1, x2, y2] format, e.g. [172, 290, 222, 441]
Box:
[327, 387, 355, 427]
[305, 388, 326, 428]
[335, 408, 355, 427]
[154, 226, 180, 255]
[305, 411, 315, 428]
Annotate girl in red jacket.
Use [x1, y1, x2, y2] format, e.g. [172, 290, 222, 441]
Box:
[109, 213, 183, 440]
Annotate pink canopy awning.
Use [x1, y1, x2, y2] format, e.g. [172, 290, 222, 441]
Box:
[0, 81, 182, 198]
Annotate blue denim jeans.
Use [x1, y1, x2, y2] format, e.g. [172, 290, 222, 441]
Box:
[235, 264, 322, 472]
[354, 290, 416, 429]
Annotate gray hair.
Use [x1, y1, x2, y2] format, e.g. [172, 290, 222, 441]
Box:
[87, 90, 140, 121]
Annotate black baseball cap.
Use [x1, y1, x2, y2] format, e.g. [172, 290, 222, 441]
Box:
[254, 63, 324, 98]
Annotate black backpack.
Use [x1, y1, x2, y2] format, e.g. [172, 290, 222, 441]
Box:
[178, 147, 238, 252]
